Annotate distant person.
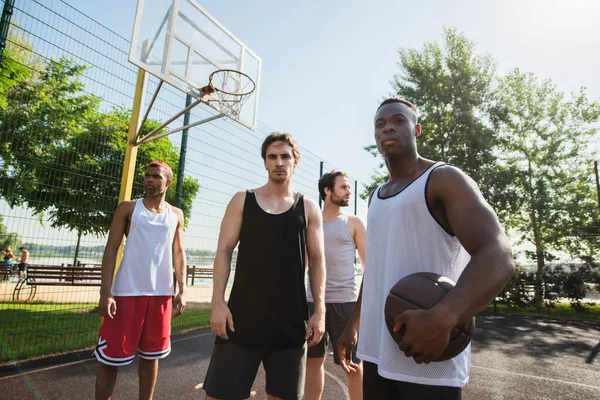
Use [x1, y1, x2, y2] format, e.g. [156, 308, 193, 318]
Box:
[1, 248, 14, 281]
[305, 170, 366, 400]
[17, 247, 29, 279]
[2, 247, 14, 264]
[204, 132, 326, 400]
[94, 161, 186, 400]
[337, 99, 514, 400]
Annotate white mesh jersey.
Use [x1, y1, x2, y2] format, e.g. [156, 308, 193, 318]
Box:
[357, 163, 472, 387]
[111, 200, 177, 296]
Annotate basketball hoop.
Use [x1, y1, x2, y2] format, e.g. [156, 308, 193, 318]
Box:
[132, 69, 257, 146]
[201, 69, 256, 120]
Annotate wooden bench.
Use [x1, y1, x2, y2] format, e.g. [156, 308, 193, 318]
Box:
[12, 264, 102, 301]
[187, 266, 213, 286]
[12, 264, 214, 301]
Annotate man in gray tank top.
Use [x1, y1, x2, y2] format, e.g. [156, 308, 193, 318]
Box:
[305, 170, 366, 400]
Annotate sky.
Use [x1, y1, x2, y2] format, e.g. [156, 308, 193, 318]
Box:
[2, 0, 600, 254]
[62, 0, 600, 184]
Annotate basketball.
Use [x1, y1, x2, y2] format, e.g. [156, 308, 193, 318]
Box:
[384, 272, 475, 362]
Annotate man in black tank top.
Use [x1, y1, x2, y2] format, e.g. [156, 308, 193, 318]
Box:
[203, 132, 326, 400]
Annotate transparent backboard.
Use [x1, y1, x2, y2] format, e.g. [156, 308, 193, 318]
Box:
[129, 0, 261, 130]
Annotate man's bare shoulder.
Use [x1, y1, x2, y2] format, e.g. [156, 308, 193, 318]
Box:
[347, 214, 365, 227]
[230, 190, 247, 206]
[429, 165, 479, 195]
[116, 200, 136, 214]
[222, 190, 247, 216]
[169, 204, 184, 218]
[302, 196, 320, 214]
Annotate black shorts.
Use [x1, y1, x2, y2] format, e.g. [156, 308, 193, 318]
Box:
[203, 341, 306, 400]
[307, 302, 360, 365]
[363, 361, 461, 400]
[18, 263, 27, 272]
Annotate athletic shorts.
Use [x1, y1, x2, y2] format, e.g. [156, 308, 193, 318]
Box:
[93, 296, 172, 366]
[307, 302, 360, 365]
[203, 341, 307, 400]
[363, 361, 461, 400]
[17, 262, 27, 272]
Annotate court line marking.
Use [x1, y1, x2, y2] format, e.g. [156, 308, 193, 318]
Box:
[324, 370, 350, 400]
[0, 332, 213, 381]
[472, 365, 600, 390]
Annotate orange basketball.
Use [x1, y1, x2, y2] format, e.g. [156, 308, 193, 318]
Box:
[384, 272, 475, 362]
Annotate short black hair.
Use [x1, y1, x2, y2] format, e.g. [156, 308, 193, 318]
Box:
[318, 170, 348, 201]
[261, 132, 300, 161]
[378, 98, 418, 114]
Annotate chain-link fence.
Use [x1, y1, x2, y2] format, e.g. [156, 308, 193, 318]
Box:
[0, 0, 368, 364]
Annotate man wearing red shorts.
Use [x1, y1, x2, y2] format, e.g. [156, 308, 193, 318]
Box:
[94, 161, 186, 400]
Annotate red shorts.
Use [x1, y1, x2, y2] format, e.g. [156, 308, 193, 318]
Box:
[94, 296, 172, 366]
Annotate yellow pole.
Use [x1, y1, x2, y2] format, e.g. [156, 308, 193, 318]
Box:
[114, 63, 148, 270]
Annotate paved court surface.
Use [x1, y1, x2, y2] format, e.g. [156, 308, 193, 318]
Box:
[1, 313, 599, 399]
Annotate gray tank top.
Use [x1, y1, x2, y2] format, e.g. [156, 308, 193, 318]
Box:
[307, 214, 359, 303]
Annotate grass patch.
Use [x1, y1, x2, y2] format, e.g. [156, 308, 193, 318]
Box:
[485, 302, 600, 323]
[0, 302, 210, 364]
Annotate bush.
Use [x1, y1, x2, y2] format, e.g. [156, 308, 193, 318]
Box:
[496, 261, 599, 311]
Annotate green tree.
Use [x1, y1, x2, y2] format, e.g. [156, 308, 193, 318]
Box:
[363, 28, 518, 221]
[37, 108, 199, 264]
[0, 56, 100, 209]
[0, 56, 199, 264]
[49, 108, 199, 232]
[0, 26, 43, 108]
[0, 215, 20, 250]
[494, 69, 600, 309]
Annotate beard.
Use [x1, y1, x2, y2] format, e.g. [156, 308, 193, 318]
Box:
[145, 187, 165, 197]
[331, 195, 349, 207]
[269, 169, 291, 182]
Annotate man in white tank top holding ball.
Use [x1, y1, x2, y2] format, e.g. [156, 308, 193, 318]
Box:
[305, 170, 366, 400]
[94, 161, 186, 400]
[337, 99, 514, 399]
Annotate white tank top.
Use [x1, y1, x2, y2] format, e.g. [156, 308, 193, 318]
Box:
[111, 200, 177, 296]
[357, 163, 472, 388]
[307, 214, 358, 303]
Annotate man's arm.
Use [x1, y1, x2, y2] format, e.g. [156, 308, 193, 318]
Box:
[210, 191, 245, 340]
[304, 198, 326, 347]
[172, 207, 186, 316]
[338, 199, 370, 372]
[395, 166, 514, 363]
[337, 281, 363, 373]
[348, 215, 366, 270]
[98, 201, 135, 318]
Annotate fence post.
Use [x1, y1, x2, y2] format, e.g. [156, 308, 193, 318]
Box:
[354, 180, 358, 215]
[0, 0, 15, 63]
[319, 161, 324, 209]
[175, 94, 192, 208]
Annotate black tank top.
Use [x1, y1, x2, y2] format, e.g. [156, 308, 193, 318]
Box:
[217, 190, 309, 349]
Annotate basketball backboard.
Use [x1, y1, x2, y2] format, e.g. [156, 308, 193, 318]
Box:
[129, 0, 261, 130]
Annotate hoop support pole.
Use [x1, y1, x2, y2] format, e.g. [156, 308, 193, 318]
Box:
[132, 96, 206, 145]
[136, 113, 224, 146]
[133, 79, 164, 143]
[115, 42, 150, 271]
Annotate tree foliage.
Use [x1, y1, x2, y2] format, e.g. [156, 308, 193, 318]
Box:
[0, 26, 43, 109]
[493, 69, 600, 307]
[0, 215, 20, 250]
[0, 55, 199, 244]
[365, 27, 600, 309]
[363, 28, 516, 216]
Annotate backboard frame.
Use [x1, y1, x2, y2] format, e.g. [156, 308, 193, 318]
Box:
[129, 0, 262, 131]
